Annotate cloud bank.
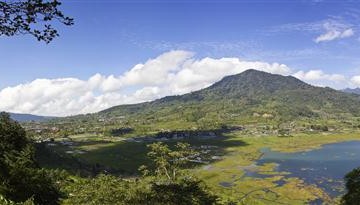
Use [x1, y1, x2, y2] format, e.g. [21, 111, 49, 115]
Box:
[351, 75, 360, 86]
[293, 70, 345, 82]
[0, 50, 348, 116]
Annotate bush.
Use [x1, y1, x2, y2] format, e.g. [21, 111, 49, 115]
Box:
[342, 168, 360, 205]
[0, 112, 60, 204]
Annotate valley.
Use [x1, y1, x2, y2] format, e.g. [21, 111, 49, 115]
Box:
[35, 128, 360, 204]
[3, 1, 360, 204]
[16, 70, 360, 204]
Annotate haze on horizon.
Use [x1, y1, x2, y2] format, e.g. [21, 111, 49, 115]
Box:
[1, 0, 360, 116]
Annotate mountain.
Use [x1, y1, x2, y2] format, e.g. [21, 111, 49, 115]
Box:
[8, 112, 54, 122]
[99, 69, 360, 125]
[342, 88, 360, 95]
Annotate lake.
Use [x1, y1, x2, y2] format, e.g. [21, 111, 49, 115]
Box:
[247, 140, 360, 197]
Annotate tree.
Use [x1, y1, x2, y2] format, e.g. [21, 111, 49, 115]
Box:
[342, 167, 360, 205]
[138, 142, 219, 205]
[0, 0, 73, 43]
[0, 195, 34, 205]
[140, 142, 198, 181]
[62, 174, 130, 205]
[62, 142, 220, 205]
[145, 177, 219, 205]
[0, 112, 60, 204]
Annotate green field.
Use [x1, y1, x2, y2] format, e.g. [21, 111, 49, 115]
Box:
[36, 130, 360, 204]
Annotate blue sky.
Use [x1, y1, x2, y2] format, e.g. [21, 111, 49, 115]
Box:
[1, 0, 360, 116]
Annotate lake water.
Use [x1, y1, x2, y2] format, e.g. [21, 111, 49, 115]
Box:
[247, 140, 360, 197]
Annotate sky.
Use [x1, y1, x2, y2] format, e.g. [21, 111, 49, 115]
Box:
[1, 0, 360, 116]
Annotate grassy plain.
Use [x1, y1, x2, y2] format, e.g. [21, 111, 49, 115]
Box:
[38, 131, 360, 204]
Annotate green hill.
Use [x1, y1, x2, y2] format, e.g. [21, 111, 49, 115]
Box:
[7, 112, 54, 122]
[100, 69, 360, 122]
[342, 88, 360, 95]
[48, 69, 360, 137]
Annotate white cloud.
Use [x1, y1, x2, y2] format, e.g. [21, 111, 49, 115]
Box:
[351, 75, 360, 86]
[315, 21, 354, 43]
[293, 70, 346, 82]
[0, 50, 346, 116]
[269, 18, 356, 43]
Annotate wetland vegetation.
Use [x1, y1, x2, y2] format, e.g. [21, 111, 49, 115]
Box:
[3, 69, 360, 204]
[34, 128, 360, 204]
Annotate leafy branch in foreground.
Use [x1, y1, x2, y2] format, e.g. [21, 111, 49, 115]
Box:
[0, 0, 73, 43]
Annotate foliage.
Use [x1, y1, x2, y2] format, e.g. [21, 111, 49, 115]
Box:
[341, 167, 360, 205]
[140, 142, 198, 181]
[105, 127, 134, 137]
[139, 142, 218, 204]
[278, 128, 291, 137]
[310, 124, 329, 131]
[0, 195, 34, 205]
[62, 174, 130, 205]
[62, 142, 219, 205]
[63, 174, 219, 205]
[0, 0, 73, 43]
[144, 177, 219, 205]
[0, 112, 60, 204]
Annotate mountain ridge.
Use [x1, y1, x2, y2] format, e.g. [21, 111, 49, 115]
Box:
[5, 112, 54, 122]
[99, 69, 360, 123]
[342, 88, 360, 95]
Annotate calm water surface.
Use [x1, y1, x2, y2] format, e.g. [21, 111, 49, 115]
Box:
[248, 140, 360, 197]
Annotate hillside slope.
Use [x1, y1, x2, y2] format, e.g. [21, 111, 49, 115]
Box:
[100, 69, 360, 122]
[342, 88, 360, 95]
[8, 112, 54, 122]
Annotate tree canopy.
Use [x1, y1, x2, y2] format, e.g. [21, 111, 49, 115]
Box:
[342, 167, 360, 205]
[0, 112, 60, 204]
[63, 142, 220, 205]
[0, 0, 73, 43]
